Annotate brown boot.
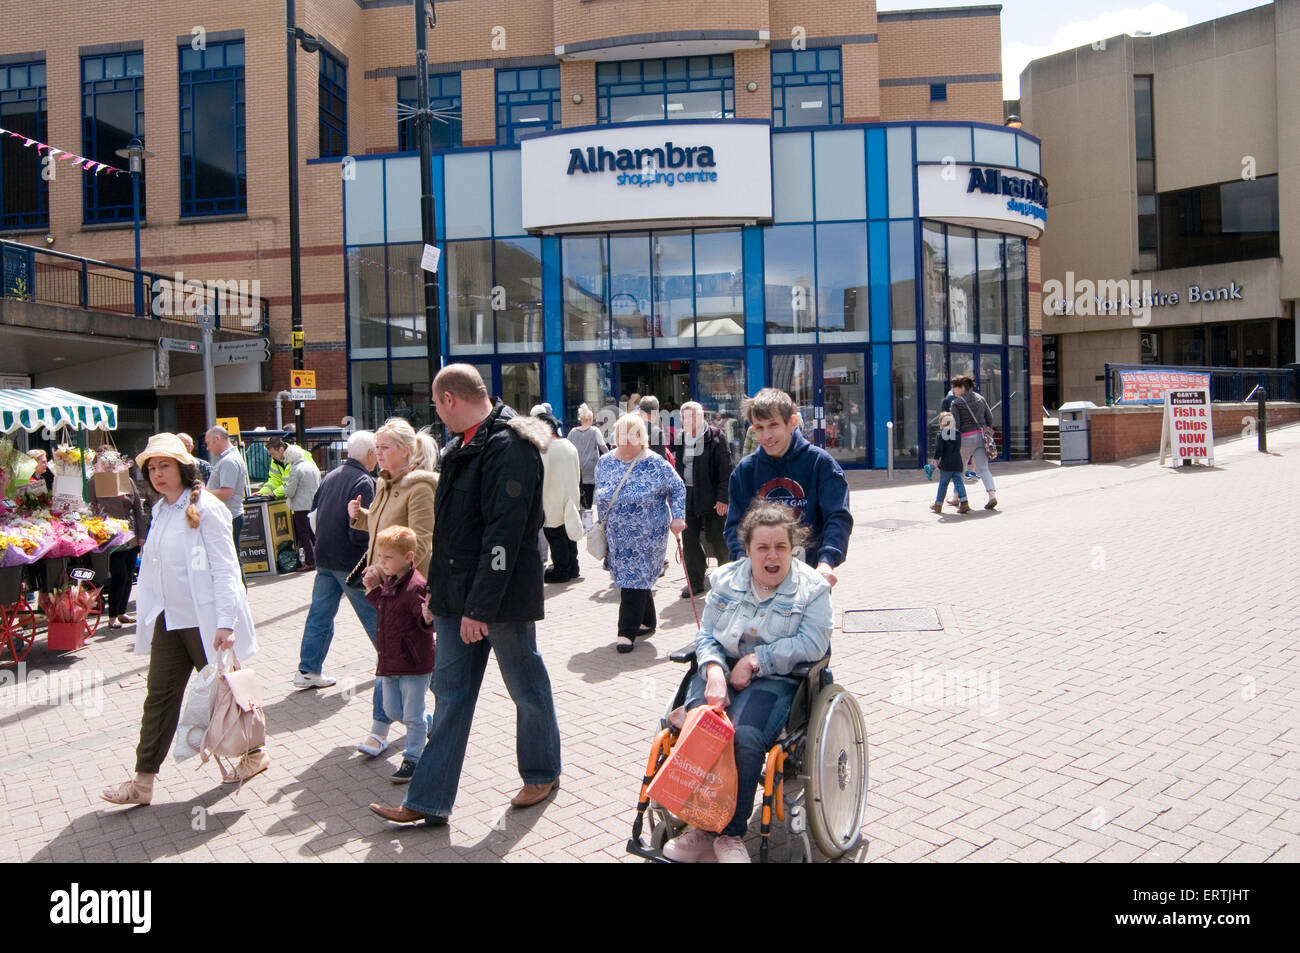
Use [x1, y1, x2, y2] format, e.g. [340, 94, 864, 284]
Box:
[958, 500, 971, 514]
[929, 503, 943, 514]
[511, 780, 559, 808]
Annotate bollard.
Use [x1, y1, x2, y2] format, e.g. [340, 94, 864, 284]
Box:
[1257, 387, 1267, 453]
[886, 421, 894, 479]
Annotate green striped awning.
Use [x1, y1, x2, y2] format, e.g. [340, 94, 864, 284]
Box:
[0, 388, 119, 434]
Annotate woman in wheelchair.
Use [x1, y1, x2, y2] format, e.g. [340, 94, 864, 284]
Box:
[663, 502, 832, 864]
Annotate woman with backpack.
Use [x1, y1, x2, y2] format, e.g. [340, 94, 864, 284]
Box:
[950, 376, 998, 510]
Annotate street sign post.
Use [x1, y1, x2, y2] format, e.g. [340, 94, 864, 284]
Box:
[198, 306, 217, 429]
[213, 338, 272, 366]
[158, 337, 202, 354]
[291, 370, 316, 402]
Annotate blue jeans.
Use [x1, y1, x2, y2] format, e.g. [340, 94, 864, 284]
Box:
[934, 470, 968, 505]
[382, 674, 431, 762]
[298, 567, 389, 728]
[685, 669, 800, 837]
[403, 616, 562, 818]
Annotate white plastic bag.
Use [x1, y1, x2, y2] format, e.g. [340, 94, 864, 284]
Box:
[174, 660, 219, 762]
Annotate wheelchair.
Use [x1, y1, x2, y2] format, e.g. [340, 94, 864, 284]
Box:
[627, 645, 868, 863]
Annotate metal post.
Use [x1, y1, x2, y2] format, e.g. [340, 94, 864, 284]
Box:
[886, 421, 894, 479]
[131, 172, 143, 316]
[200, 306, 217, 428]
[1257, 387, 1267, 453]
[286, 0, 306, 440]
[415, 0, 443, 437]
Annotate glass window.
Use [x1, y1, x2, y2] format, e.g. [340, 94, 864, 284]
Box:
[771, 132, 813, 223]
[564, 361, 617, 437]
[652, 231, 694, 347]
[383, 156, 421, 243]
[344, 157, 385, 244]
[921, 223, 946, 341]
[495, 237, 543, 353]
[1134, 76, 1154, 160]
[442, 152, 492, 239]
[946, 226, 976, 344]
[823, 352, 867, 466]
[924, 342, 947, 451]
[496, 67, 560, 145]
[915, 126, 971, 163]
[694, 358, 746, 461]
[1006, 236, 1026, 346]
[81, 53, 145, 224]
[892, 345, 919, 464]
[693, 228, 744, 347]
[813, 129, 865, 221]
[886, 125, 913, 219]
[977, 232, 1004, 344]
[596, 56, 733, 124]
[179, 40, 246, 216]
[446, 240, 495, 355]
[1008, 347, 1028, 459]
[318, 51, 347, 158]
[1157, 175, 1280, 269]
[764, 225, 816, 344]
[890, 220, 917, 341]
[384, 242, 428, 356]
[390, 359, 434, 429]
[562, 236, 608, 350]
[347, 246, 389, 357]
[973, 128, 1017, 166]
[816, 222, 869, 342]
[979, 352, 1003, 445]
[1, 61, 49, 228]
[610, 233, 652, 350]
[351, 360, 390, 431]
[1016, 135, 1040, 173]
[771, 47, 842, 128]
[492, 149, 523, 237]
[501, 362, 541, 414]
[769, 352, 818, 443]
[398, 72, 461, 151]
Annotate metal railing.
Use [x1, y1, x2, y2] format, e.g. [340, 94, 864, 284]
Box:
[1105, 363, 1298, 404]
[1, 238, 269, 336]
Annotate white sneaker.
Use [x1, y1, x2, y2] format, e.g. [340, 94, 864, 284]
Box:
[712, 835, 751, 863]
[292, 671, 336, 690]
[662, 827, 716, 863]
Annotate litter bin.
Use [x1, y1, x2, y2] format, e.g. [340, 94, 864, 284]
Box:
[1058, 401, 1098, 465]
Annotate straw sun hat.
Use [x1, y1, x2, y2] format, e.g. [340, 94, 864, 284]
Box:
[135, 432, 197, 470]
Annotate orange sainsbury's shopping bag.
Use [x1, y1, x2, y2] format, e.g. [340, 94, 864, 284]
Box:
[646, 704, 738, 833]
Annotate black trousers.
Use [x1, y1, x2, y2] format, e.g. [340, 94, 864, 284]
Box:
[579, 483, 594, 510]
[617, 588, 657, 638]
[683, 489, 727, 590]
[107, 546, 136, 617]
[543, 526, 579, 576]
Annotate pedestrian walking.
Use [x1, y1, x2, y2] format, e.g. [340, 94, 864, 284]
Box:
[294, 431, 380, 692]
[348, 418, 438, 758]
[950, 376, 998, 509]
[101, 433, 265, 806]
[566, 402, 608, 513]
[670, 401, 731, 599]
[363, 525, 436, 784]
[537, 411, 584, 583]
[930, 411, 970, 514]
[368, 364, 562, 826]
[637, 395, 670, 459]
[204, 426, 248, 551]
[595, 413, 686, 654]
[282, 444, 321, 572]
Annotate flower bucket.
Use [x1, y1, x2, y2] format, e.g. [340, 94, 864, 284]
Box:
[46, 621, 87, 651]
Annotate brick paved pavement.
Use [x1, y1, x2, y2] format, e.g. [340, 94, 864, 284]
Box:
[2, 423, 1297, 862]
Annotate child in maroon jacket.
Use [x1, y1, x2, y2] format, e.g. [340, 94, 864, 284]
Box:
[363, 525, 436, 783]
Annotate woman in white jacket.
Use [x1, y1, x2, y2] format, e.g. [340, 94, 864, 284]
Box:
[536, 411, 584, 583]
[283, 443, 322, 571]
[101, 433, 265, 806]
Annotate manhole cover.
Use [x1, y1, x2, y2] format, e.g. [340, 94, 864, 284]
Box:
[861, 519, 925, 531]
[842, 607, 943, 632]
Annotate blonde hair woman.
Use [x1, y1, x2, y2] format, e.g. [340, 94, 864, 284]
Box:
[347, 417, 438, 758]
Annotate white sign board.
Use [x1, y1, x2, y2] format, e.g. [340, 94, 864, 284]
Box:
[420, 244, 441, 274]
[521, 121, 772, 232]
[917, 163, 1048, 239]
[213, 338, 271, 366]
[290, 388, 317, 402]
[1159, 388, 1215, 467]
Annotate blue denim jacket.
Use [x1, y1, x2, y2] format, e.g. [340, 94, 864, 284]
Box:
[694, 557, 833, 678]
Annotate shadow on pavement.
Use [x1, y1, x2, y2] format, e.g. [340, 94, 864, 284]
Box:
[565, 639, 666, 682]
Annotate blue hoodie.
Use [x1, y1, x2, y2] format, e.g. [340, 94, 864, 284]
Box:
[724, 429, 853, 567]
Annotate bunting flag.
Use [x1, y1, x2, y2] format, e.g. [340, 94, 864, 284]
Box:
[0, 126, 126, 176]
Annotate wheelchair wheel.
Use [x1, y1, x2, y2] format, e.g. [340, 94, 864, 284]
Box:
[806, 684, 868, 859]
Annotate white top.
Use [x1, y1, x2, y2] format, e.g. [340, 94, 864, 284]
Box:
[150, 496, 201, 630]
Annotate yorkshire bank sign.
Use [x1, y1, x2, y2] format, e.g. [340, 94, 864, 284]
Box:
[917, 162, 1048, 238]
[520, 120, 772, 233]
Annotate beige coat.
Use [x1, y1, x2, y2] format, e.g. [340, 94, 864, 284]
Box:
[350, 467, 437, 578]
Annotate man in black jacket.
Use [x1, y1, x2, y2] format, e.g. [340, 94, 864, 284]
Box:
[671, 401, 733, 598]
[370, 364, 562, 826]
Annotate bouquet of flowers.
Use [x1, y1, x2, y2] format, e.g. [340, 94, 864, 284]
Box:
[91, 448, 129, 473]
[0, 511, 55, 566]
[51, 444, 88, 477]
[45, 513, 98, 558]
[81, 515, 133, 549]
[38, 581, 101, 623]
[0, 437, 37, 499]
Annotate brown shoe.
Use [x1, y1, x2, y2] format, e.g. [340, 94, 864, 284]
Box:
[510, 780, 559, 808]
[929, 503, 943, 514]
[369, 802, 436, 824]
[958, 501, 972, 514]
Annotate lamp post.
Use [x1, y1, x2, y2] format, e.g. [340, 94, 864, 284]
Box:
[286, 0, 322, 442]
[114, 136, 154, 316]
[414, 0, 443, 438]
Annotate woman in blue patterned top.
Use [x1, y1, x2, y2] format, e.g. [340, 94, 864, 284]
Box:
[594, 413, 686, 654]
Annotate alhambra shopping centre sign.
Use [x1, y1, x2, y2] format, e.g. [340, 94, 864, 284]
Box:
[917, 162, 1048, 238]
[520, 120, 772, 232]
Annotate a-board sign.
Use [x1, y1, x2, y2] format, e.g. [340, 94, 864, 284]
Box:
[239, 499, 296, 575]
[1159, 388, 1215, 467]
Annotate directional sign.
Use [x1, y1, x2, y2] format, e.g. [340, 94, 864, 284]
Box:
[158, 337, 202, 354]
[213, 338, 271, 366]
[291, 370, 316, 389]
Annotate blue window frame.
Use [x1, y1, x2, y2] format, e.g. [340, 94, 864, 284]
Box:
[771, 48, 842, 128]
[595, 56, 734, 124]
[495, 66, 560, 145]
[0, 61, 49, 229]
[397, 72, 461, 151]
[319, 51, 347, 158]
[179, 39, 246, 217]
[930, 83, 947, 103]
[81, 52, 145, 224]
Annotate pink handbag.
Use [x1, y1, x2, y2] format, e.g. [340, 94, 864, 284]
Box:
[199, 650, 267, 783]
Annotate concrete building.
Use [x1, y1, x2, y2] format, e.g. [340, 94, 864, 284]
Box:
[1, 0, 1044, 466]
[1020, 0, 1298, 408]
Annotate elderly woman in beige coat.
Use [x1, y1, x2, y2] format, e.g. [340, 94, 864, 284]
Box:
[347, 417, 438, 757]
